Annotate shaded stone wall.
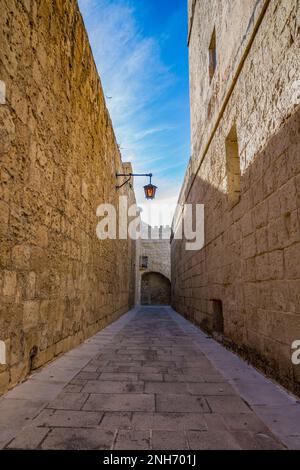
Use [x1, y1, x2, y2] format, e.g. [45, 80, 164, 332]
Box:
[172, 0, 300, 393]
[0, 0, 136, 394]
[141, 272, 171, 306]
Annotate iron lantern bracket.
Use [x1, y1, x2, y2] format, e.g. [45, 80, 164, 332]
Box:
[116, 172, 153, 189]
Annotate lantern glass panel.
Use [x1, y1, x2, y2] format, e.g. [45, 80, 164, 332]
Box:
[144, 184, 157, 200]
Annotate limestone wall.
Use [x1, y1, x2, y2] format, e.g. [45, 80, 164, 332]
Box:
[172, 0, 300, 393]
[0, 0, 136, 394]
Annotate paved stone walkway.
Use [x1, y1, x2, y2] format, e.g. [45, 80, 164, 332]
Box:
[0, 306, 300, 450]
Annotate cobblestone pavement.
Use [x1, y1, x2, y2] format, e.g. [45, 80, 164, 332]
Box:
[1, 306, 300, 450]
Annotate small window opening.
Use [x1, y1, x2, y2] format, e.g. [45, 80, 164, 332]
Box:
[29, 345, 38, 371]
[139, 256, 148, 269]
[212, 299, 224, 333]
[226, 124, 241, 207]
[209, 28, 217, 82]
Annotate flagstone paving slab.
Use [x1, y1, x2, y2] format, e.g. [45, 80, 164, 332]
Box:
[83, 393, 155, 412]
[41, 428, 115, 450]
[114, 430, 150, 450]
[0, 306, 299, 449]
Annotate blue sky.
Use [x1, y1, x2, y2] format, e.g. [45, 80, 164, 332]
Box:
[78, 0, 190, 225]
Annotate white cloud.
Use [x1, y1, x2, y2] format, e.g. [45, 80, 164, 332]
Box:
[78, 0, 182, 223]
[79, 1, 173, 119]
[133, 126, 175, 141]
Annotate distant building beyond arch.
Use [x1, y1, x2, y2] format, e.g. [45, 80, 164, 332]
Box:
[141, 272, 171, 305]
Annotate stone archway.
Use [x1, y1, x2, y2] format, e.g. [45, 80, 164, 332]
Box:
[141, 272, 171, 305]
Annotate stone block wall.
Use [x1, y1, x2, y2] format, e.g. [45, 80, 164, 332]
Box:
[172, 0, 300, 393]
[141, 272, 171, 305]
[140, 239, 171, 281]
[0, 0, 136, 394]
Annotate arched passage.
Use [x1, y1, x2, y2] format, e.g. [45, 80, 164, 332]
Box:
[141, 272, 171, 305]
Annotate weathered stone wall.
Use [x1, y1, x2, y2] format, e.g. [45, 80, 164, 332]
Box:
[172, 0, 300, 393]
[0, 0, 136, 394]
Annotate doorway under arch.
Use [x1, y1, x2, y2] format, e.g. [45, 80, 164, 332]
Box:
[141, 272, 171, 305]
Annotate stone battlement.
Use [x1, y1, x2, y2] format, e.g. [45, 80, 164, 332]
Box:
[141, 223, 171, 240]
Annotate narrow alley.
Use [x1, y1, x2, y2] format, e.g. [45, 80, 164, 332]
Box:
[0, 307, 299, 450]
[1, 0, 300, 459]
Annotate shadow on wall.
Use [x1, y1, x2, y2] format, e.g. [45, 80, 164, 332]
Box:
[171, 106, 300, 395]
[0, 0, 136, 395]
[141, 272, 171, 306]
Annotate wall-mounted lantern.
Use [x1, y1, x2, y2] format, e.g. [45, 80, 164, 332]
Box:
[116, 172, 157, 200]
